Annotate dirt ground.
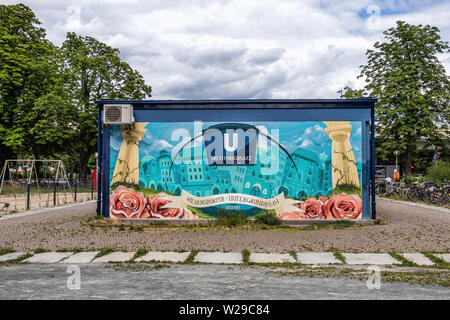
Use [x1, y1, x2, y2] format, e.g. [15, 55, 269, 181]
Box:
[0, 192, 96, 213]
[0, 198, 448, 253]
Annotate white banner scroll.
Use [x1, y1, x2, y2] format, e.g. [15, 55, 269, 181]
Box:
[163, 190, 302, 216]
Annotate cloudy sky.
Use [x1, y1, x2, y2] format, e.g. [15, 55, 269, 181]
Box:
[6, 0, 450, 99]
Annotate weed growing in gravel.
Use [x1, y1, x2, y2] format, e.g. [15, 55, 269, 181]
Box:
[253, 211, 281, 226]
[275, 265, 450, 287]
[388, 251, 417, 267]
[132, 248, 148, 261]
[422, 252, 450, 269]
[0, 248, 14, 255]
[106, 262, 170, 272]
[328, 248, 346, 263]
[215, 210, 248, 227]
[289, 251, 298, 261]
[95, 248, 115, 259]
[0, 253, 33, 266]
[185, 250, 198, 263]
[34, 248, 50, 254]
[242, 250, 250, 263]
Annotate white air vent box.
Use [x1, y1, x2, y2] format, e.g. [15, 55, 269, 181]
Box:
[103, 104, 134, 124]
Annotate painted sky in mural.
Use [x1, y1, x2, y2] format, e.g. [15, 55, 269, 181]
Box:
[110, 121, 362, 171]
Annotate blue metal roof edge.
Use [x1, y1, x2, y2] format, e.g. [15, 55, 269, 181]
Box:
[95, 98, 377, 105]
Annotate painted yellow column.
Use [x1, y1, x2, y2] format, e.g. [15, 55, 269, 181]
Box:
[324, 121, 359, 187]
[111, 122, 148, 185]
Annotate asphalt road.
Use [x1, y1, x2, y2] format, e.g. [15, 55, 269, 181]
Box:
[0, 264, 448, 300]
[1, 197, 449, 252]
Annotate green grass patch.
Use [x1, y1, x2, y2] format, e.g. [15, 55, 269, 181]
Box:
[423, 252, 450, 269]
[0, 253, 33, 266]
[95, 248, 115, 259]
[215, 210, 248, 227]
[0, 248, 14, 256]
[328, 248, 346, 263]
[289, 251, 298, 261]
[332, 183, 362, 198]
[132, 248, 148, 261]
[242, 250, 250, 263]
[185, 250, 198, 263]
[253, 210, 281, 226]
[388, 250, 417, 267]
[34, 248, 50, 254]
[105, 262, 170, 272]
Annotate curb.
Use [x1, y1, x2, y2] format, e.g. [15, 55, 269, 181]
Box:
[1, 251, 448, 267]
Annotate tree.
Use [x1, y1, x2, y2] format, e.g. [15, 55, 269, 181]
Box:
[344, 21, 450, 176]
[57, 32, 152, 180]
[0, 4, 58, 163]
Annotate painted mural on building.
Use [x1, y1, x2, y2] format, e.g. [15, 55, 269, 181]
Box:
[109, 121, 363, 220]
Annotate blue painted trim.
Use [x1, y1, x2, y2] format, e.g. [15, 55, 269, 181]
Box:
[362, 121, 370, 219]
[371, 106, 376, 219]
[98, 99, 376, 220]
[97, 106, 102, 216]
[102, 125, 110, 218]
[134, 108, 371, 122]
[96, 98, 377, 105]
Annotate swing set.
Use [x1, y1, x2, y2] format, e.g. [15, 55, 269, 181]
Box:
[0, 159, 73, 199]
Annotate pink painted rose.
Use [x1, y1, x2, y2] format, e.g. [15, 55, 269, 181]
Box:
[300, 198, 326, 219]
[323, 194, 362, 219]
[110, 185, 148, 219]
[147, 193, 199, 219]
[279, 210, 307, 220]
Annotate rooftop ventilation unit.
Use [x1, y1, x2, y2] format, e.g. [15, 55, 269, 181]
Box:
[103, 104, 134, 124]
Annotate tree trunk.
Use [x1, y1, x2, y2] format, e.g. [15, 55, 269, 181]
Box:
[405, 148, 413, 177]
[79, 152, 90, 182]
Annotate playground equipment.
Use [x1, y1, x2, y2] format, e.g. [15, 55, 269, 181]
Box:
[0, 159, 73, 199]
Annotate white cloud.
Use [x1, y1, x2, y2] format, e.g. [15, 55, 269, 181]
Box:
[4, 0, 449, 99]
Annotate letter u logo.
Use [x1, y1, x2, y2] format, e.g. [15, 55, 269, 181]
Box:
[224, 133, 238, 152]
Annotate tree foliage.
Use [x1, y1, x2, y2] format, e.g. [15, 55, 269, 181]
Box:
[56, 32, 152, 179]
[0, 4, 152, 179]
[343, 21, 450, 176]
[0, 4, 58, 162]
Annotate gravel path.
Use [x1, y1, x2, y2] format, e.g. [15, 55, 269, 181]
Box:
[0, 198, 449, 253]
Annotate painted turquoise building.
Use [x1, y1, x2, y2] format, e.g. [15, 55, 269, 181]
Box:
[138, 143, 333, 199]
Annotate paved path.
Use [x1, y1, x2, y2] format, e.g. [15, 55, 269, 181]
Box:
[0, 264, 448, 300]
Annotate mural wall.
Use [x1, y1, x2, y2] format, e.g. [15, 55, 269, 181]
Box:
[109, 121, 364, 220]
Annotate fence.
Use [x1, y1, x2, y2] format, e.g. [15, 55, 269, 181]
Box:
[0, 178, 98, 214]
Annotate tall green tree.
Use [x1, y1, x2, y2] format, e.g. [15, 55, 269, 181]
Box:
[0, 4, 58, 163]
[343, 21, 450, 176]
[58, 32, 152, 180]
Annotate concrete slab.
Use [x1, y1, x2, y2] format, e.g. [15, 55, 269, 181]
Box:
[194, 252, 242, 264]
[435, 254, 450, 263]
[297, 252, 342, 265]
[92, 252, 135, 263]
[136, 251, 190, 263]
[60, 252, 99, 264]
[249, 253, 295, 264]
[401, 253, 435, 266]
[342, 253, 399, 265]
[24, 252, 73, 263]
[0, 252, 26, 262]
